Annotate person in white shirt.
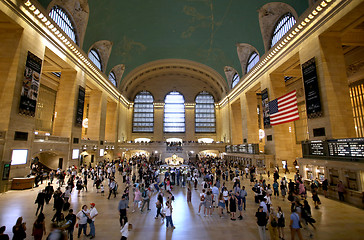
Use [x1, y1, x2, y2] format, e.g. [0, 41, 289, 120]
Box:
[76, 205, 89, 238]
[197, 189, 206, 215]
[164, 201, 175, 229]
[120, 217, 130, 240]
[88, 203, 98, 239]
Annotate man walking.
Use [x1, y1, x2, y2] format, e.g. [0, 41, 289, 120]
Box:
[88, 203, 98, 239]
[141, 187, 151, 212]
[35, 189, 46, 216]
[107, 179, 117, 199]
[65, 209, 76, 240]
[118, 194, 128, 226]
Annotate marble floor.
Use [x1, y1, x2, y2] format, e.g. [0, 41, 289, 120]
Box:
[1, 171, 364, 240]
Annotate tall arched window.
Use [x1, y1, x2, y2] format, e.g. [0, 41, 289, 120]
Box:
[246, 52, 259, 73]
[164, 92, 185, 132]
[271, 13, 296, 48]
[195, 91, 216, 133]
[88, 49, 102, 71]
[133, 91, 154, 133]
[49, 6, 77, 44]
[231, 73, 240, 89]
[108, 71, 117, 87]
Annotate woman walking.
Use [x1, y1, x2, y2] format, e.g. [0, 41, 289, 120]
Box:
[229, 193, 237, 221]
[277, 206, 285, 240]
[205, 191, 213, 217]
[218, 193, 225, 218]
[12, 217, 26, 240]
[32, 213, 46, 240]
[187, 186, 192, 203]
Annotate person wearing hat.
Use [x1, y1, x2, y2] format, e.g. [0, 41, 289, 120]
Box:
[0, 226, 9, 240]
[88, 203, 98, 239]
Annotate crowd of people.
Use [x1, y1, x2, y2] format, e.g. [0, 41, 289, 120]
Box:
[0, 154, 351, 240]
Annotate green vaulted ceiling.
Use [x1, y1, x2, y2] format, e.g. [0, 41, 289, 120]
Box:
[38, 0, 308, 83]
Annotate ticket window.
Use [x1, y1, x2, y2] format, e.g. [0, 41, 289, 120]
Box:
[345, 171, 358, 191]
[306, 166, 313, 180]
[317, 167, 325, 182]
[329, 169, 339, 186]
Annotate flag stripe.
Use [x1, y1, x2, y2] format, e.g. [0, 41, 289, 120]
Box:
[271, 106, 298, 118]
[271, 116, 300, 125]
[269, 90, 299, 125]
[271, 110, 299, 121]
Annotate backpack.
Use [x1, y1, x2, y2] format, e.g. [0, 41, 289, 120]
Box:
[204, 182, 207, 188]
[200, 194, 205, 201]
[142, 190, 147, 198]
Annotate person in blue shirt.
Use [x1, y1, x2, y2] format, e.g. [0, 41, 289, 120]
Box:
[290, 208, 303, 240]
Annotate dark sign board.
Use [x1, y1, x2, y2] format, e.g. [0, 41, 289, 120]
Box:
[302, 58, 322, 118]
[261, 88, 270, 128]
[2, 163, 10, 180]
[328, 138, 364, 158]
[19, 51, 42, 117]
[226, 144, 259, 154]
[75, 86, 85, 127]
[302, 138, 364, 161]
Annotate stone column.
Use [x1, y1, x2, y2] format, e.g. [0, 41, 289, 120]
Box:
[262, 73, 297, 166]
[87, 90, 107, 141]
[241, 91, 259, 143]
[185, 106, 195, 141]
[105, 100, 117, 142]
[230, 101, 243, 144]
[315, 35, 356, 139]
[53, 70, 80, 138]
[153, 105, 164, 141]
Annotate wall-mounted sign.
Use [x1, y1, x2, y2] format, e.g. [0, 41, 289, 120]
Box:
[2, 163, 10, 180]
[19, 51, 42, 117]
[261, 88, 270, 128]
[75, 86, 85, 127]
[302, 58, 322, 118]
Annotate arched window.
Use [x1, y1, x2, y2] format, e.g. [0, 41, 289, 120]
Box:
[271, 13, 296, 48]
[88, 49, 102, 71]
[246, 52, 259, 73]
[49, 6, 77, 44]
[195, 91, 215, 133]
[133, 91, 154, 133]
[231, 73, 240, 89]
[164, 92, 185, 132]
[108, 71, 117, 87]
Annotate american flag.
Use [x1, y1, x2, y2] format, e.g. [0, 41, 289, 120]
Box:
[268, 90, 299, 125]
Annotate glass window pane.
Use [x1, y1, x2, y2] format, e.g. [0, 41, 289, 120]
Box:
[231, 73, 240, 88]
[246, 52, 259, 73]
[133, 91, 154, 132]
[195, 91, 216, 133]
[49, 6, 77, 44]
[164, 92, 185, 132]
[108, 71, 117, 87]
[88, 49, 102, 71]
[271, 13, 296, 48]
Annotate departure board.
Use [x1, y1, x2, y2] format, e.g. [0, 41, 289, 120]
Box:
[328, 139, 364, 158]
[309, 141, 326, 156]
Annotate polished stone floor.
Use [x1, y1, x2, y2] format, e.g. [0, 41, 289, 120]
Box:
[1, 171, 364, 240]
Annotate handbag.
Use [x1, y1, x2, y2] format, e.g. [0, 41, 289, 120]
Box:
[83, 211, 92, 223]
[128, 223, 133, 231]
[271, 218, 278, 228]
